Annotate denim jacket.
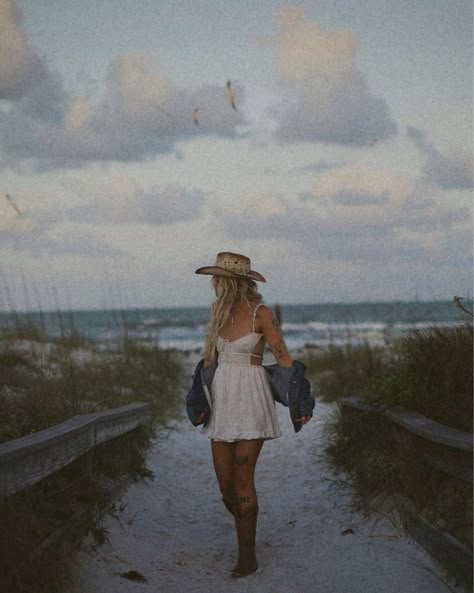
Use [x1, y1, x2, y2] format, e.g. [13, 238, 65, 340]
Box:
[185, 359, 315, 433]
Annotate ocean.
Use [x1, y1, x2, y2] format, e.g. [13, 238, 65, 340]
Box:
[0, 300, 469, 353]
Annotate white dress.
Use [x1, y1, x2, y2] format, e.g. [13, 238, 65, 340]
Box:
[203, 305, 282, 442]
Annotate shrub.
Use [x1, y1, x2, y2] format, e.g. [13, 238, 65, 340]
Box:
[361, 323, 473, 432]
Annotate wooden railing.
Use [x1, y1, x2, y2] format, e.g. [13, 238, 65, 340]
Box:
[0, 402, 150, 498]
[338, 396, 473, 591]
[338, 396, 472, 482]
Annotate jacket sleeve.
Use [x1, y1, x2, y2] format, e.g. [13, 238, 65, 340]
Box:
[298, 375, 315, 417]
[185, 359, 210, 426]
[289, 361, 316, 432]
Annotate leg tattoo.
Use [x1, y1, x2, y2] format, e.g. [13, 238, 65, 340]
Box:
[238, 496, 251, 504]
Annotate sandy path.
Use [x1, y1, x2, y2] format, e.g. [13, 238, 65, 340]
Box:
[71, 395, 457, 593]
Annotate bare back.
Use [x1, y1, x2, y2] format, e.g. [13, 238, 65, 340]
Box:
[217, 301, 265, 363]
[218, 300, 260, 341]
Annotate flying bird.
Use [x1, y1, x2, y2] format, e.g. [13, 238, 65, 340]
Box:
[193, 108, 199, 126]
[4, 193, 22, 215]
[226, 80, 237, 111]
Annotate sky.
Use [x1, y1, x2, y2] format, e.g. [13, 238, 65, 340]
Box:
[0, 0, 472, 310]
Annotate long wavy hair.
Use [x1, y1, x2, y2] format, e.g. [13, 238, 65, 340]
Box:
[204, 275, 262, 362]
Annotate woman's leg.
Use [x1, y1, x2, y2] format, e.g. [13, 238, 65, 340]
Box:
[231, 439, 264, 576]
[232, 439, 264, 516]
[211, 440, 237, 515]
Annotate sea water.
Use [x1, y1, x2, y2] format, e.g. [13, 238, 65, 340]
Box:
[0, 300, 469, 352]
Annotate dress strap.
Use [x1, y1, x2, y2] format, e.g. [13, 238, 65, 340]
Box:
[252, 303, 264, 332]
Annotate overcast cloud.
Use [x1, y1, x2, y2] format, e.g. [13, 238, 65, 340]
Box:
[0, 0, 471, 308]
[66, 177, 206, 226]
[0, 4, 246, 168]
[407, 126, 473, 190]
[211, 167, 471, 265]
[268, 8, 397, 146]
[0, 0, 35, 99]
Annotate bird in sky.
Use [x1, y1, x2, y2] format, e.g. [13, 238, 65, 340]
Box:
[193, 108, 199, 126]
[226, 80, 237, 111]
[4, 193, 22, 215]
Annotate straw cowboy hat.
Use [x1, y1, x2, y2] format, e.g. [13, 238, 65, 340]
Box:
[195, 252, 266, 282]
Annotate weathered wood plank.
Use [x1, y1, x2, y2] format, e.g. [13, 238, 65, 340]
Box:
[422, 453, 473, 483]
[94, 404, 150, 446]
[338, 396, 473, 482]
[394, 494, 473, 591]
[339, 396, 473, 451]
[384, 406, 472, 452]
[0, 403, 150, 497]
[338, 396, 473, 586]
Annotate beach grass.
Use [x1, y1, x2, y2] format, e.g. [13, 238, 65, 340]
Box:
[360, 323, 473, 431]
[324, 405, 473, 548]
[312, 322, 473, 550]
[0, 330, 184, 442]
[0, 314, 186, 593]
[302, 342, 388, 402]
[303, 321, 473, 432]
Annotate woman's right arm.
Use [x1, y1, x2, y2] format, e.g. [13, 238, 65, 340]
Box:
[257, 305, 293, 367]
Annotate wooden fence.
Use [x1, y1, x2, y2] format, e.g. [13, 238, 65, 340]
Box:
[0, 402, 150, 498]
[338, 396, 473, 590]
[338, 396, 472, 482]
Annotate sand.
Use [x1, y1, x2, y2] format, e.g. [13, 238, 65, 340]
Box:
[70, 370, 458, 593]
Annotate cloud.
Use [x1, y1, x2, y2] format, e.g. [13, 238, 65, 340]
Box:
[38, 222, 124, 258]
[212, 167, 470, 264]
[1, 174, 206, 262]
[0, 209, 37, 237]
[0, 0, 67, 125]
[407, 126, 473, 190]
[66, 176, 205, 226]
[267, 7, 397, 146]
[0, 0, 35, 99]
[0, 45, 245, 168]
[0, 175, 205, 258]
[292, 160, 345, 175]
[0, 209, 121, 258]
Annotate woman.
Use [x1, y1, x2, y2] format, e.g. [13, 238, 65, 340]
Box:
[191, 251, 313, 578]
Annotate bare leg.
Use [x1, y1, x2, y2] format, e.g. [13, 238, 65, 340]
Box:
[211, 440, 236, 515]
[231, 439, 264, 577]
[232, 439, 264, 516]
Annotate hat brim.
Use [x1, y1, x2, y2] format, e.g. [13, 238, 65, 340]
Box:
[195, 266, 266, 282]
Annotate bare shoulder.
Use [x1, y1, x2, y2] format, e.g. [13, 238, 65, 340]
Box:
[256, 303, 292, 365]
[254, 304, 279, 331]
[255, 303, 274, 318]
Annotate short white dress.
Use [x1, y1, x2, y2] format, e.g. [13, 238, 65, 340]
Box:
[203, 304, 282, 442]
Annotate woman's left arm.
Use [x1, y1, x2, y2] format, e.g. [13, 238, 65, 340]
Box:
[257, 305, 293, 367]
[257, 306, 311, 425]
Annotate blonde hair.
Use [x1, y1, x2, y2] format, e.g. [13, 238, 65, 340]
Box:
[204, 276, 262, 362]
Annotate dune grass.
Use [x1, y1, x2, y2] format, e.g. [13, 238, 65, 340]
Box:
[0, 315, 186, 593]
[0, 330, 184, 442]
[324, 405, 473, 548]
[303, 321, 473, 431]
[310, 322, 473, 551]
[360, 323, 473, 431]
[302, 342, 388, 402]
[1, 429, 153, 593]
